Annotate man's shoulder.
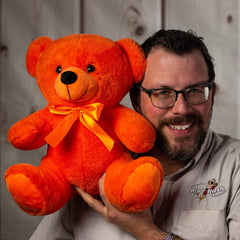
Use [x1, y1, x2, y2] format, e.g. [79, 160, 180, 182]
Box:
[212, 131, 240, 149]
[210, 131, 240, 165]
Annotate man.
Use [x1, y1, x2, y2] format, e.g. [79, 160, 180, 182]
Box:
[31, 30, 240, 240]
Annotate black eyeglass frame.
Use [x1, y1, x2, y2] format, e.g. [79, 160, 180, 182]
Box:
[139, 81, 215, 109]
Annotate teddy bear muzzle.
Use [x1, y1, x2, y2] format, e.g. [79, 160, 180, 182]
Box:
[54, 67, 98, 102]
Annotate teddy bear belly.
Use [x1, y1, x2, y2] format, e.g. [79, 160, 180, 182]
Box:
[46, 125, 126, 195]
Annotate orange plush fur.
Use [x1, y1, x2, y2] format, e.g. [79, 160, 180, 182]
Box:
[5, 34, 163, 215]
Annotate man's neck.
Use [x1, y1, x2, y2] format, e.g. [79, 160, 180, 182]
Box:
[147, 146, 186, 177]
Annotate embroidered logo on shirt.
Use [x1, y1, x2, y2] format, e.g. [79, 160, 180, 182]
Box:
[190, 179, 226, 200]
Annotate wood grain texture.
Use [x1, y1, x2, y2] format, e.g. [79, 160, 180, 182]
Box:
[1, 0, 240, 239]
[83, 0, 162, 108]
[0, 0, 81, 239]
[83, 0, 161, 43]
[164, 0, 240, 138]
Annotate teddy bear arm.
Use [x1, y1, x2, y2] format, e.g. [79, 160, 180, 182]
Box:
[8, 107, 52, 150]
[111, 105, 156, 153]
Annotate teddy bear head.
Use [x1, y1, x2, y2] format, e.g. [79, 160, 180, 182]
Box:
[26, 34, 146, 108]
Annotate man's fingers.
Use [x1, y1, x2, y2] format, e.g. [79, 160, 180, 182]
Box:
[74, 175, 121, 224]
[75, 186, 107, 216]
[98, 174, 109, 205]
[75, 187, 93, 204]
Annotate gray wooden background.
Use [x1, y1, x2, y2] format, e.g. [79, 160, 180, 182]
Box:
[1, 0, 239, 239]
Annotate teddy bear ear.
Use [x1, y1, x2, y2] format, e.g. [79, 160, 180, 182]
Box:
[26, 36, 53, 77]
[116, 38, 146, 84]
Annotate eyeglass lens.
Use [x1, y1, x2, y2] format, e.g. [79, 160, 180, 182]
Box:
[150, 85, 211, 108]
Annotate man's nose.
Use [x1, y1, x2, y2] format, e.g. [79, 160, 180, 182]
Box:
[171, 93, 190, 114]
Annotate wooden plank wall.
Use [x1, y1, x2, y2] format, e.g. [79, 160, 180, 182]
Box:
[0, 0, 161, 239]
[82, 0, 162, 107]
[1, 0, 240, 239]
[0, 0, 81, 239]
[164, 0, 240, 139]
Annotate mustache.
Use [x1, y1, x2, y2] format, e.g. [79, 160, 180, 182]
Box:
[158, 113, 203, 128]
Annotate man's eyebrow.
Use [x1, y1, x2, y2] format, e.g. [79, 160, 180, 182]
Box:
[148, 80, 210, 90]
[144, 84, 173, 89]
[185, 80, 210, 88]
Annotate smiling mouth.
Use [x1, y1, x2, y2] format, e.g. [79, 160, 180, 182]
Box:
[168, 123, 193, 130]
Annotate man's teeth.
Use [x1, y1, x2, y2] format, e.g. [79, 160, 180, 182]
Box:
[169, 123, 192, 130]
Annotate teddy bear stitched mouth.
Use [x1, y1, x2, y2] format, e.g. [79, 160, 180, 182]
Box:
[66, 86, 72, 100]
[66, 86, 88, 101]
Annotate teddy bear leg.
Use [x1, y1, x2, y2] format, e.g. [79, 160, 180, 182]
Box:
[104, 152, 163, 212]
[4, 162, 75, 215]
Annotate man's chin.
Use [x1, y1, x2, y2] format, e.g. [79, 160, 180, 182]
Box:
[171, 135, 194, 144]
[159, 143, 198, 163]
[156, 130, 206, 163]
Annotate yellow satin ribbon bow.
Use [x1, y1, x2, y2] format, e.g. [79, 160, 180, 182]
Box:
[45, 103, 114, 151]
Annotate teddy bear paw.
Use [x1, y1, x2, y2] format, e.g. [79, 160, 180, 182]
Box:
[5, 173, 44, 214]
[120, 162, 163, 212]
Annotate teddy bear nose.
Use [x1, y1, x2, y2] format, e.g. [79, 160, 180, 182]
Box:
[61, 71, 78, 85]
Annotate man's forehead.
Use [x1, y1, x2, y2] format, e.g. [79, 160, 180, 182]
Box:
[143, 50, 208, 88]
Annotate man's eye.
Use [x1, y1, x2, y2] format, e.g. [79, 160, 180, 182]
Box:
[188, 88, 203, 94]
[155, 90, 172, 96]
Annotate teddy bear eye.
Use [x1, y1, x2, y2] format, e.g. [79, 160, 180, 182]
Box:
[56, 66, 62, 73]
[87, 64, 95, 73]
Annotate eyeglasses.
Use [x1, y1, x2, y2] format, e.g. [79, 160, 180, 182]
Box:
[139, 81, 215, 109]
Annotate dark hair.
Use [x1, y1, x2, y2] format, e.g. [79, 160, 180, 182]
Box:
[141, 29, 215, 81]
[130, 29, 215, 110]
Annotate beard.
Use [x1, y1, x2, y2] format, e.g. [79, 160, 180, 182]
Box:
[155, 113, 208, 163]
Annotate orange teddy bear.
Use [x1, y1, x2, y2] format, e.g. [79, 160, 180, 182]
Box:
[5, 34, 163, 216]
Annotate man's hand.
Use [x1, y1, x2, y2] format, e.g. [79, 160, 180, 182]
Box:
[75, 175, 166, 240]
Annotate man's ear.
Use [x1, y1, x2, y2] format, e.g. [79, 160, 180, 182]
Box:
[116, 38, 146, 84]
[213, 82, 217, 95]
[211, 82, 217, 104]
[26, 36, 53, 77]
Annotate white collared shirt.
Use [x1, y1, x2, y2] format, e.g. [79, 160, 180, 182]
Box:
[153, 130, 240, 240]
[31, 130, 240, 240]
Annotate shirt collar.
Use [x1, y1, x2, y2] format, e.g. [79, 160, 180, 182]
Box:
[192, 129, 213, 165]
[165, 129, 213, 181]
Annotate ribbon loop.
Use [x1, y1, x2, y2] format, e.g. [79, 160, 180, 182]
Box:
[45, 103, 114, 151]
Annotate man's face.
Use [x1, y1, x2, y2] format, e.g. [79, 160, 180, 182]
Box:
[139, 48, 215, 162]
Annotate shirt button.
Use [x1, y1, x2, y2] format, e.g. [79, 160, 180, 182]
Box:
[163, 180, 167, 185]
